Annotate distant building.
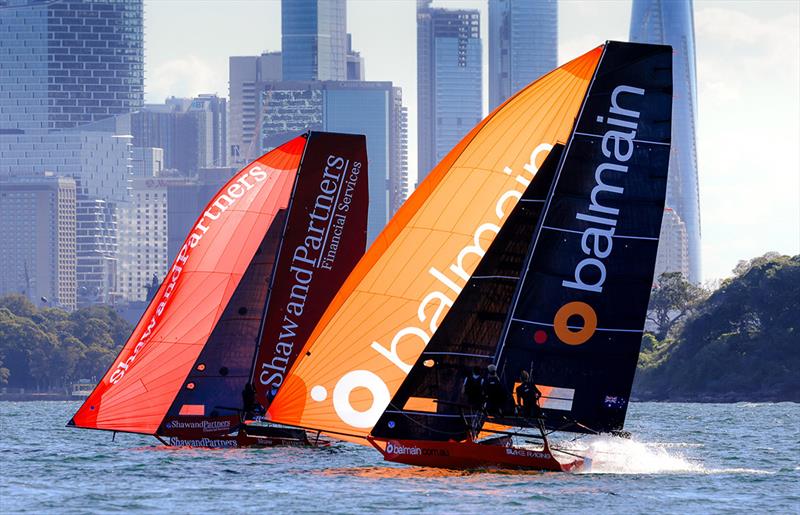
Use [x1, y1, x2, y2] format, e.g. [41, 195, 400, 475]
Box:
[131, 94, 226, 175]
[118, 177, 171, 302]
[631, 0, 701, 282]
[416, 1, 482, 183]
[76, 195, 117, 307]
[654, 208, 690, 281]
[0, 174, 77, 310]
[131, 147, 164, 178]
[281, 0, 347, 81]
[0, 124, 133, 204]
[189, 94, 228, 167]
[165, 168, 235, 260]
[258, 81, 408, 242]
[228, 52, 283, 165]
[488, 0, 557, 110]
[346, 34, 365, 81]
[0, 0, 143, 132]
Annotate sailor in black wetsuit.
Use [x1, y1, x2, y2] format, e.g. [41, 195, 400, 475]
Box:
[484, 364, 510, 417]
[515, 370, 542, 419]
[241, 382, 261, 420]
[462, 366, 485, 409]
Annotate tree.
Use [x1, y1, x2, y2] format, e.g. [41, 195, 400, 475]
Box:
[647, 272, 706, 340]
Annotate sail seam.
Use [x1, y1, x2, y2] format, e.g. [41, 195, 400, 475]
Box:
[541, 225, 659, 240]
[573, 131, 670, 146]
[510, 317, 644, 333]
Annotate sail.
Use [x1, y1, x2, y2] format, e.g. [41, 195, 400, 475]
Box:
[267, 47, 603, 443]
[155, 132, 368, 441]
[253, 132, 368, 409]
[69, 137, 306, 434]
[370, 145, 563, 442]
[493, 41, 673, 433]
[158, 215, 287, 440]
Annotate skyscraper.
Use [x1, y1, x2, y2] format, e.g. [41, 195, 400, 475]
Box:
[0, 0, 144, 132]
[630, 0, 701, 282]
[228, 52, 283, 165]
[281, 0, 347, 81]
[131, 95, 226, 175]
[417, 1, 482, 183]
[488, 0, 557, 110]
[0, 174, 77, 310]
[257, 80, 409, 243]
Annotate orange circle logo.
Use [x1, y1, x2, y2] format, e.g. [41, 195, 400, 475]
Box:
[553, 301, 597, 346]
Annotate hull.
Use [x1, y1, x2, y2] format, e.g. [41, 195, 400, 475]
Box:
[368, 436, 585, 472]
[160, 425, 328, 448]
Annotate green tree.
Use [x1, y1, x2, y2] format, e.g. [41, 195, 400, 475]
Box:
[647, 272, 706, 340]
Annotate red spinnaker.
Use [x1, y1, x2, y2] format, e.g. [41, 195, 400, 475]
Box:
[70, 137, 305, 434]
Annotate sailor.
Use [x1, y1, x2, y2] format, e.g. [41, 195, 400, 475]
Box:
[515, 370, 542, 419]
[461, 366, 485, 409]
[484, 364, 510, 417]
[241, 382, 261, 420]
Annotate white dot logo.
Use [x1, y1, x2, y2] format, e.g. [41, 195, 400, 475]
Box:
[310, 385, 328, 402]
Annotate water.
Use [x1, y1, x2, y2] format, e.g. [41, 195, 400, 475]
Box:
[1, 402, 797, 513]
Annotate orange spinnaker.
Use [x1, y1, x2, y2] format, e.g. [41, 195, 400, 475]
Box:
[268, 47, 603, 444]
[70, 137, 305, 434]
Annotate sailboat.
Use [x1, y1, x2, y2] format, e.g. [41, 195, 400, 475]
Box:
[69, 131, 369, 448]
[265, 41, 672, 471]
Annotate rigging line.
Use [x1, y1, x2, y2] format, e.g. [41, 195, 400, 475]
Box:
[572, 131, 670, 146]
[493, 45, 608, 364]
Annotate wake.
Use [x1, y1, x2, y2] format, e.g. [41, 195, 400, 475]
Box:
[554, 436, 773, 475]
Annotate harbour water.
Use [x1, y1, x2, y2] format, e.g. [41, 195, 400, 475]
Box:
[1, 402, 797, 513]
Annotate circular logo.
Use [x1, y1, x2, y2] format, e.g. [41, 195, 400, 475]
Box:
[553, 301, 597, 346]
[332, 370, 391, 429]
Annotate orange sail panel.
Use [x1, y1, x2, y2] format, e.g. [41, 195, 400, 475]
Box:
[267, 46, 603, 443]
[70, 137, 306, 434]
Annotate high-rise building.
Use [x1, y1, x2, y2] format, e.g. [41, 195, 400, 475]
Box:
[188, 94, 228, 167]
[488, 0, 557, 110]
[416, 1, 482, 183]
[654, 208, 690, 280]
[281, 0, 347, 81]
[228, 52, 283, 165]
[118, 177, 170, 302]
[131, 95, 226, 175]
[0, 174, 77, 310]
[346, 33, 365, 81]
[76, 194, 117, 306]
[630, 0, 701, 282]
[0, 125, 133, 204]
[0, 0, 144, 132]
[258, 81, 409, 243]
[131, 147, 164, 177]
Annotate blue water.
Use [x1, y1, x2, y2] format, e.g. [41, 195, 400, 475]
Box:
[1, 402, 797, 513]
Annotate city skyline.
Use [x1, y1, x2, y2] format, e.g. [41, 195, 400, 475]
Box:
[142, 0, 798, 283]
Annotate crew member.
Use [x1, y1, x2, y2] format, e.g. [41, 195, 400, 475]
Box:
[461, 366, 485, 409]
[241, 382, 261, 420]
[484, 364, 510, 417]
[515, 370, 542, 419]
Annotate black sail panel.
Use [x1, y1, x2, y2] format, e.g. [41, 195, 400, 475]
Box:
[159, 213, 287, 439]
[495, 41, 673, 433]
[371, 146, 564, 442]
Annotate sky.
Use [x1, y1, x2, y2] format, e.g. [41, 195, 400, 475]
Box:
[143, 0, 800, 282]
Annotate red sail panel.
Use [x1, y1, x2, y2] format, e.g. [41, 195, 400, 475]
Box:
[253, 132, 369, 408]
[69, 137, 306, 434]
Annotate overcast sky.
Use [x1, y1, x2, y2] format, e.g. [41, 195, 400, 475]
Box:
[143, 0, 800, 282]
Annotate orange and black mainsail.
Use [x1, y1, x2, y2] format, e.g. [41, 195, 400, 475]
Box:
[267, 46, 604, 444]
[369, 41, 673, 447]
[69, 132, 368, 443]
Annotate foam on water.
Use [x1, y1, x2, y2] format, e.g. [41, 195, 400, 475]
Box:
[560, 436, 705, 474]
